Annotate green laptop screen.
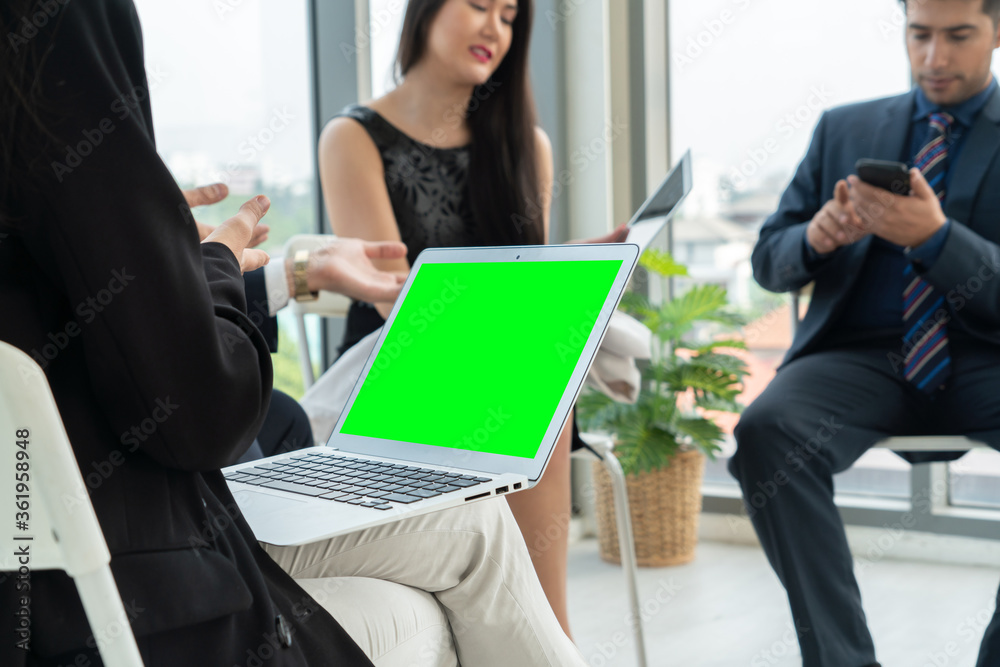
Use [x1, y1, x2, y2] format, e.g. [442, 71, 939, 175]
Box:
[339, 259, 623, 459]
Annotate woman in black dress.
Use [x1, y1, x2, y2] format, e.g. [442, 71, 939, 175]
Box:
[319, 0, 625, 636]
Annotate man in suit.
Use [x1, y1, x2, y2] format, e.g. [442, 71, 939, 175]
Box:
[729, 1, 1000, 665]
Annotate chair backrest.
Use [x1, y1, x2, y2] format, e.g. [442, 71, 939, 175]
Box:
[0, 341, 144, 665]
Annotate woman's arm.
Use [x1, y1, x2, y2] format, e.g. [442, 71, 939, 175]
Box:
[319, 117, 409, 318]
[535, 127, 555, 245]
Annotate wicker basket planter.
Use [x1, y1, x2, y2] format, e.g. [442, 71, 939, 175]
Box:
[592, 448, 705, 567]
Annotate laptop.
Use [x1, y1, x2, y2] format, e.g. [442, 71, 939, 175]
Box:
[625, 149, 693, 252]
[225, 243, 639, 546]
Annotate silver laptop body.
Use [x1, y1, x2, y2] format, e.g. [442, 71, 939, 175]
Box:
[226, 243, 639, 546]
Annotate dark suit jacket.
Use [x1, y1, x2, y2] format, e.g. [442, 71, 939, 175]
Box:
[753, 88, 1000, 365]
[0, 1, 371, 665]
[245, 268, 279, 352]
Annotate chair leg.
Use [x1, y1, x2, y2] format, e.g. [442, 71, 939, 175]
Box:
[74, 566, 144, 666]
[600, 450, 649, 667]
[294, 313, 315, 391]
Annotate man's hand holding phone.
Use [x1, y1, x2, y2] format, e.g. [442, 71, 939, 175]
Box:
[806, 180, 867, 255]
[847, 167, 947, 248]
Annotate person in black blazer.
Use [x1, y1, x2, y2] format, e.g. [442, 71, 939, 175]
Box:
[729, 1, 1000, 666]
[0, 1, 588, 665]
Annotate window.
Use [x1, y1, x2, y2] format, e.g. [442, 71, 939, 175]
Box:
[133, 0, 317, 398]
[950, 451, 1000, 509]
[668, 0, 911, 493]
[369, 0, 407, 99]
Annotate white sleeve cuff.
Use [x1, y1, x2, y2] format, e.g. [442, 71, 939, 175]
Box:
[263, 256, 291, 316]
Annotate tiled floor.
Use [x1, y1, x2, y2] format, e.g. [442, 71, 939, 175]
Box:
[567, 538, 999, 667]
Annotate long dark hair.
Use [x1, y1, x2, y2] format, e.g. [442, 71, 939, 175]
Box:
[396, 0, 543, 246]
[0, 0, 60, 231]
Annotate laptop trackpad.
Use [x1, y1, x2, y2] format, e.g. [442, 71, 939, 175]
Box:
[235, 489, 309, 516]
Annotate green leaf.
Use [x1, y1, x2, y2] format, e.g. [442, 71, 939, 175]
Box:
[694, 393, 744, 414]
[620, 292, 656, 322]
[661, 363, 742, 400]
[688, 352, 749, 379]
[705, 310, 749, 328]
[681, 338, 748, 354]
[655, 284, 737, 343]
[675, 417, 725, 455]
[576, 390, 629, 432]
[639, 249, 689, 278]
[615, 423, 683, 475]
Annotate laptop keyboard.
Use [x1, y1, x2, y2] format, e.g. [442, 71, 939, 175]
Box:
[224, 450, 492, 510]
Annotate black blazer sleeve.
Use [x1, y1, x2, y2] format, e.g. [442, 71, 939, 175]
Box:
[245, 268, 279, 353]
[751, 112, 839, 293]
[20, 0, 272, 471]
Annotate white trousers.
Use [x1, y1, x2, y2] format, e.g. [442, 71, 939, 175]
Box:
[262, 499, 585, 667]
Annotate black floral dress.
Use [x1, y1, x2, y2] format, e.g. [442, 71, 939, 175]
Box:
[330, 106, 586, 450]
[333, 104, 479, 353]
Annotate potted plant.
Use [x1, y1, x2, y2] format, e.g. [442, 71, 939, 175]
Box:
[578, 249, 749, 566]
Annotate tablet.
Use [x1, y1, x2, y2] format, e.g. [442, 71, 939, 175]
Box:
[626, 149, 693, 252]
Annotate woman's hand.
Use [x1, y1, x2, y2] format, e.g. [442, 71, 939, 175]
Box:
[184, 183, 270, 248]
[292, 239, 409, 304]
[568, 223, 629, 245]
[202, 195, 272, 273]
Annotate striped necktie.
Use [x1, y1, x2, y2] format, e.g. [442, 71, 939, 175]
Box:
[902, 111, 953, 394]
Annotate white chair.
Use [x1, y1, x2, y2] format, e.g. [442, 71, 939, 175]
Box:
[0, 342, 144, 666]
[873, 436, 979, 451]
[284, 234, 353, 390]
[790, 290, 978, 454]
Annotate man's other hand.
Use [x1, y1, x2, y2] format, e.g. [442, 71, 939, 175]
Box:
[806, 180, 868, 254]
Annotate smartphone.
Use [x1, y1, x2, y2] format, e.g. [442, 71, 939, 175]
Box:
[855, 158, 911, 195]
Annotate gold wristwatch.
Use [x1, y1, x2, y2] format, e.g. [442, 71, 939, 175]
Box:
[293, 250, 319, 302]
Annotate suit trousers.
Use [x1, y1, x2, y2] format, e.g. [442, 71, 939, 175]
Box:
[262, 497, 585, 667]
[729, 337, 1000, 667]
